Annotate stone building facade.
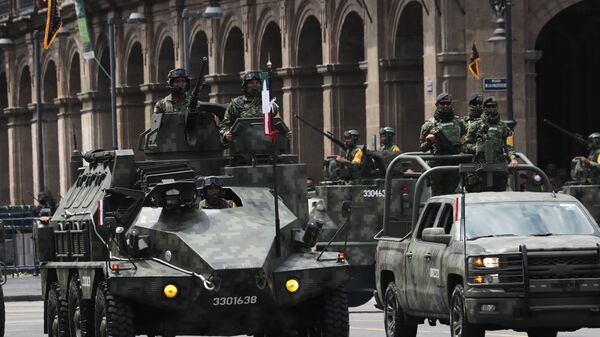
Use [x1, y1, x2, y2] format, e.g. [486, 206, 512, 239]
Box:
[0, 0, 598, 205]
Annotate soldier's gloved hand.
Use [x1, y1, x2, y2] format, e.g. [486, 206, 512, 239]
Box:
[225, 131, 233, 141]
[508, 159, 519, 170]
[426, 134, 436, 144]
[285, 131, 293, 140]
[335, 155, 346, 164]
[580, 157, 590, 166]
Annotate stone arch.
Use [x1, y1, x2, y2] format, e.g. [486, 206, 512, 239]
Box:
[294, 14, 324, 180]
[157, 36, 175, 83]
[337, 11, 364, 63]
[69, 53, 81, 96]
[127, 42, 144, 86]
[535, 0, 599, 173]
[43, 60, 58, 103]
[0, 72, 7, 110]
[120, 41, 145, 157]
[527, 0, 583, 49]
[18, 66, 32, 107]
[97, 47, 111, 93]
[190, 30, 210, 101]
[223, 26, 244, 74]
[259, 21, 282, 69]
[290, 0, 322, 66]
[331, 2, 364, 63]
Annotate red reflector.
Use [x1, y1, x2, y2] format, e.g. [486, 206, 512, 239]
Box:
[401, 185, 409, 193]
[337, 252, 345, 263]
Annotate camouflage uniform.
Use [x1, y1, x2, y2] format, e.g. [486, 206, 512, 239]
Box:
[154, 94, 192, 114]
[461, 92, 483, 130]
[379, 127, 400, 153]
[219, 95, 276, 138]
[199, 198, 236, 209]
[420, 94, 466, 196]
[462, 98, 516, 192]
[380, 144, 400, 152]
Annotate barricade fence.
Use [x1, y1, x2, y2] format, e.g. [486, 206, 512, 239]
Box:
[0, 205, 39, 276]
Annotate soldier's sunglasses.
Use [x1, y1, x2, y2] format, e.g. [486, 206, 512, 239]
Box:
[438, 101, 452, 106]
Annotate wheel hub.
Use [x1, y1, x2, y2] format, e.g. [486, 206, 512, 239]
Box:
[452, 299, 463, 337]
[385, 293, 397, 336]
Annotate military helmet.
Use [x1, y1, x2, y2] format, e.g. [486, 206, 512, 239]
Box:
[343, 129, 360, 143]
[202, 176, 223, 199]
[483, 97, 498, 107]
[379, 126, 396, 136]
[202, 176, 223, 188]
[166, 68, 190, 90]
[241, 71, 262, 87]
[588, 132, 600, 148]
[468, 92, 483, 106]
[436, 93, 452, 105]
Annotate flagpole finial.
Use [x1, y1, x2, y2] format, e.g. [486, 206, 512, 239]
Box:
[267, 52, 272, 70]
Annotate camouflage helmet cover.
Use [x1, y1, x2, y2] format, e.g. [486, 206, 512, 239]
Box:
[343, 129, 360, 143]
[241, 71, 262, 87]
[166, 68, 190, 90]
[379, 126, 396, 136]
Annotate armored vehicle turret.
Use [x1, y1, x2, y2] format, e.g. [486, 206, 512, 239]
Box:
[35, 103, 350, 337]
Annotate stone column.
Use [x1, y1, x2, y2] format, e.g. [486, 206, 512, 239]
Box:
[205, 74, 242, 104]
[278, 66, 324, 180]
[31, 103, 60, 198]
[5, 107, 33, 204]
[116, 86, 146, 158]
[140, 83, 168, 129]
[380, 58, 425, 152]
[79, 91, 112, 153]
[56, 97, 82, 196]
[0, 114, 9, 204]
[318, 63, 366, 156]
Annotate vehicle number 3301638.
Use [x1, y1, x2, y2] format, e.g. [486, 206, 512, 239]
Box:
[212, 296, 258, 306]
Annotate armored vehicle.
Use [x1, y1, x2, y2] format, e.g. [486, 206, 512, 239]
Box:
[375, 154, 600, 337]
[34, 102, 350, 337]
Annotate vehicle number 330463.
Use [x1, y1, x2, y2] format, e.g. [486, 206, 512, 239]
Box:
[212, 296, 258, 306]
[362, 189, 385, 198]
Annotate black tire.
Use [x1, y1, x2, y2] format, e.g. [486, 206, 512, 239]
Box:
[0, 286, 5, 337]
[47, 282, 69, 337]
[68, 275, 92, 337]
[383, 282, 417, 337]
[94, 281, 134, 337]
[322, 287, 349, 337]
[527, 329, 558, 337]
[450, 284, 484, 337]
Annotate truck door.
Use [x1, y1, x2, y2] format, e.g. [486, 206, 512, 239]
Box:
[405, 202, 442, 313]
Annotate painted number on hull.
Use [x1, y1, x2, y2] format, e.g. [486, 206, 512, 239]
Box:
[212, 296, 258, 306]
[363, 189, 385, 198]
[81, 276, 92, 288]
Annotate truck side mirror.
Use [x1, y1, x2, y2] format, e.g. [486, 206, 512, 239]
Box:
[422, 227, 452, 245]
[341, 201, 352, 219]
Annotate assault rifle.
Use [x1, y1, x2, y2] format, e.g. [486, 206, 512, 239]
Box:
[294, 114, 346, 151]
[430, 126, 459, 155]
[543, 119, 589, 147]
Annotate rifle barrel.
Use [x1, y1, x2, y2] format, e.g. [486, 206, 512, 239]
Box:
[543, 119, 588, 147]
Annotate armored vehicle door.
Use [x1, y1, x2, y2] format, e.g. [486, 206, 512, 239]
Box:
[405, 201, 442, 312]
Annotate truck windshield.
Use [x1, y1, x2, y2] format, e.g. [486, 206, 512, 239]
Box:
[465, 202, 598, 240]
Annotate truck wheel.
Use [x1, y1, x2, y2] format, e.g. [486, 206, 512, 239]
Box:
[527, 329, 557, 337]
[94, 281, 134, 337]
[323, 287, 349, 337]
[68, 275, 91, 337]
[0, 286, 5, 337]
[47, 282, 69, 337]
[450, 285, 484, 337]
[384, 282, 417, 337]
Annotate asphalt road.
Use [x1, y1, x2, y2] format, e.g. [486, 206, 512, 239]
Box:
[5, 299, 600, 337]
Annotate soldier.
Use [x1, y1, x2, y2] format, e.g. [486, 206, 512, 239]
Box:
[379, 127, 400, 152]
[335, 130, 364, 181]
[574, 132, 600, 184]
[463, 92, 483, 128]
[462, 97, 518, 192]
[199, 176, 237, 209]
[420, 93, 467, 196]
[219, 71, 288, 143]
[154, 68, 191, 114]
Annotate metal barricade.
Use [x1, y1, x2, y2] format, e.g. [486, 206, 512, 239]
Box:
[0, 205, 40, 276]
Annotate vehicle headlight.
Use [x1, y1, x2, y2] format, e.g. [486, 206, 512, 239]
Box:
[163, 284, 178, 298]
[472, 274, 500, 284]
[472, 257, 500, 269]
[285, 278, 300, 293]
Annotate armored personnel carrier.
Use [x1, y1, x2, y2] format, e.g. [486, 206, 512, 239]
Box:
[34, 103, 350, 337]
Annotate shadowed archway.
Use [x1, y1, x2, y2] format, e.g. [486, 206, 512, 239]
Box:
[0, 72, 9, 203]
[19, 66, 32, 107]
[158, 37, 175, 82]
[190, 31, 210, 101]
[40, 60, 60, 195]
[118, 42, 146, 157]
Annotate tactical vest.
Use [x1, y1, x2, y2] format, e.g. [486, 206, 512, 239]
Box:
[433, 120, 462, 154]
[485, 125, 506, 162]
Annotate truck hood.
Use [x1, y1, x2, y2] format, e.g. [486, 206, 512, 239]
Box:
[467, 235, 600, 255]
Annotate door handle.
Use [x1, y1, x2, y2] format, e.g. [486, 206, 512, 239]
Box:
[424, 252, 432, 260]
[406, 252, 413, 259]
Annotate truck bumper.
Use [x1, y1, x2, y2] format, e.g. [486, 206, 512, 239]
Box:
[465, 295, 600, 329]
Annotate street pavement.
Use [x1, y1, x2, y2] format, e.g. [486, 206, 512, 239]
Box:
[3, 273, 42, 301]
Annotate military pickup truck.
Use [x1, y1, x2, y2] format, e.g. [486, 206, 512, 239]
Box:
[375, 155, 600, 337]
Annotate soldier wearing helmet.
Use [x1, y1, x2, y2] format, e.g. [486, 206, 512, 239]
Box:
[462, 92, 484, 129]
[419, 93, 467, 195]
[576, 132, 600, 184]
[219, 71, 282, 143]
[199, 176, 237, 209]
[335, 130, 364, 181]
[379, 127, 400, 152]
[462, 97, 518, 192]
[154, 68, 192, 114]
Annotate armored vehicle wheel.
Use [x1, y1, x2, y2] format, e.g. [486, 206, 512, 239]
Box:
[68, 275, 91, 337]
[526, 329, 557, 337]
[322, 287, 349, 337]
[0, 285, 5, 337]
[94, 281, 134, 337]
[383, 282, 417, 337]
[47, 282, 68, 337]
[450, 285, 484, 337]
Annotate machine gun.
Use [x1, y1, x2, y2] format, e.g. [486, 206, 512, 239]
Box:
[543, 119, 589, 148]
[294, 114, 346, 151]
[187, 56, 208, 115]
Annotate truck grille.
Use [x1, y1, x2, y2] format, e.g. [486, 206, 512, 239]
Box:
[527, 252, 600, 280]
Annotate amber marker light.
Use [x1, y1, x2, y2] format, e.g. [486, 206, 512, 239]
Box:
[473, 275, 485, 284]
[285, 279, 300, 293]
[164, 284, 178, 298]
[111, 263, 120, 272]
